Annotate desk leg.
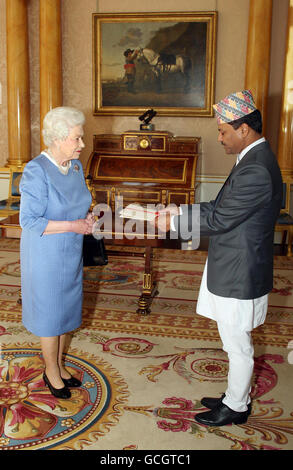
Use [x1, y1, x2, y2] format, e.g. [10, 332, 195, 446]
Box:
[137, 246, 158, 315]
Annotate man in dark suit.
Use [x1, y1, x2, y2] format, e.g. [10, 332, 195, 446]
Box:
[156, 90, 283, 426]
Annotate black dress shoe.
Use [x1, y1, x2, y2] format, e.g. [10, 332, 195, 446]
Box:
[43, 373, 71, 399]
[201, 393, 252, 414]
[201, 393, 226, 409]
[61, 375, 82, 388]
[195, 402, 249, 426]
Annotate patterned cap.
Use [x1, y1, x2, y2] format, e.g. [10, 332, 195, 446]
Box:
[213, 90, 257, 124]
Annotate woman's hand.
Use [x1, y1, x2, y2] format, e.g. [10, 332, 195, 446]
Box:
[85, 212, 95, 233]
[43, 213, 96, 235]
[86, 212, 95, 224]
[71, 217, 94, 235]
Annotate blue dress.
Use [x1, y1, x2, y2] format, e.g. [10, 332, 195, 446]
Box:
[19, 154, 92, 337]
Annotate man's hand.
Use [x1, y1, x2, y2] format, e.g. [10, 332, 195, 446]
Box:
[155, 212, 171, 233]
[153, 206, 180, 233]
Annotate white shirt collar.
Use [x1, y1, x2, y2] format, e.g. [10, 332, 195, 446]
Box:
[236, 137, 266, 165]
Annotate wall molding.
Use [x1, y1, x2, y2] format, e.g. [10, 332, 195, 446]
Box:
[195, 173, 226, 202]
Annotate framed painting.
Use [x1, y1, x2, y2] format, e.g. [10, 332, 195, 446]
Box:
[93, 11, 217, 117]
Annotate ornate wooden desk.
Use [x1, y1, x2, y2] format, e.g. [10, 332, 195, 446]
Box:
[85, 130, 200, 314]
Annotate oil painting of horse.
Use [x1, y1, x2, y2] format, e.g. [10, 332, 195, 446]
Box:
[93, 12, 217, 116]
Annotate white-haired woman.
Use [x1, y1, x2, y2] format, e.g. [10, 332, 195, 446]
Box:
[20, 106, 94, 399]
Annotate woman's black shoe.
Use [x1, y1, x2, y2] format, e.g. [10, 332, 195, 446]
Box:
[43, 373, 71, 399]
[61, 375, 82, 388]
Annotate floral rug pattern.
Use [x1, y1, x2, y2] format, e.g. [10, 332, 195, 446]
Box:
[0, 239, 293, 450]
[0, 341, 128, 450]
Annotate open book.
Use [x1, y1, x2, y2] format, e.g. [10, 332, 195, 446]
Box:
[119, 204, 159, 222]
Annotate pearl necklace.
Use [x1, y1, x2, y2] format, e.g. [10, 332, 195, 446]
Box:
[43, 149, 71, 175]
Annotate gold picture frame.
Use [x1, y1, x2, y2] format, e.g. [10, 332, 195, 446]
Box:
[93, 11, 217, 117]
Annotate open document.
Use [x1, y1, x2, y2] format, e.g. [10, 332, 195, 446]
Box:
[119, 204, 159, 222]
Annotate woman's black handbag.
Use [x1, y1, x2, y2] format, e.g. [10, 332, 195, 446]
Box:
[82, 234, 108, 266]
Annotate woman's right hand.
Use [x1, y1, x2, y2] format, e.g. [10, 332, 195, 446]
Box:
[71, 218, 94, 235]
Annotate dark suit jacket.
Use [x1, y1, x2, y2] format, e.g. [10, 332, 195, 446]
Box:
[174, 141, 283, 299]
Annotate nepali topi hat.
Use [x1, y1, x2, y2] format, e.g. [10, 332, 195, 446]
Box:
[213, 90, 257, 124]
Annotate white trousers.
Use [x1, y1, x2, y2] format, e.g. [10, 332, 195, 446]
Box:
[217, 322, 254, 412]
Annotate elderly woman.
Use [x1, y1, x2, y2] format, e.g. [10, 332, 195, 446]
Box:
[19, 106, 94, 399]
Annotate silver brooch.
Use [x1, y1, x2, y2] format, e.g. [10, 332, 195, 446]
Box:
[73, 164, 80, 172]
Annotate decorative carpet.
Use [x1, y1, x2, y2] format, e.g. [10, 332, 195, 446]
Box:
[0, 238, 293, 452]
